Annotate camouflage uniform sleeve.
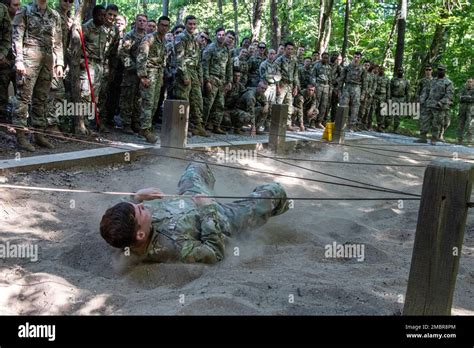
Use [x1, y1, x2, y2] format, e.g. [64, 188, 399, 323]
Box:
[339, 65, 348, 92]
[293, 61, 300, 89]
[201, 44, 211, 82]
[53, 12, 64, 67]
[361, 68, 368, 97]
[180, 204, 225, 264]
[0, 4, 11, 60]
[460, 87, 473, 103]
[174, 34, 189, 81]
[118, 31, 131, 65]
[12, 7, 26, 64]
[136, 35, 150, 78]
[225, 49, 232, 84]
[420, 82, 428, 104]
[439, 80, 454, 109]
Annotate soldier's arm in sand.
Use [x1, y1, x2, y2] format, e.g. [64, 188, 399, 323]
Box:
[134, 188, 164, 202]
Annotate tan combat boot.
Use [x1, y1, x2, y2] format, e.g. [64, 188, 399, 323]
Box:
[16, 129, 35, 152]
[192, 123, 210, 137]
[139, 129, 157, 143]
[35, 133, 55, 149]
[212, 125, 227, 135]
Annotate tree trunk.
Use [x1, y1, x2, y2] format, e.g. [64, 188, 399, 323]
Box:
[394, 0, 407, 74]
[251, 0, 264, 41]
[316, 0, 334, 53]
[70, 0, 95, 134]
[176, 6, 186, 25]
[381, 3, 399, 66]
[280, 0, 292, 43]
[142, 0, 148, 15]
[270, 0, 280, 50]
[341, 0, 350, 60]
[217, 0, 223, 26]
[162, 0, 169, 16]
[233, 0, 239, 43]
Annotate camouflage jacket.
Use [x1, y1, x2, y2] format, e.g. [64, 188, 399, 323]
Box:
[0, 3, 11, 62]
[312, 61, 332, 86]
[81, 19, 107, 62]
[225, 80, 246, 108]
[421, 77, 454, 110]
[236, 87, 269, 117]
[375, 75, 390, 101]
[136, 32, 166, 78]
[118, 28, 145, 71]
[298, 65, 313, 89]
[274, 54, 299, 88]
[103, 22, 119, 61]
[340, 63, 367, 94]
[459, 86, 474, 104]
[247, 54, 265, 79]
[331, 63, 342, 89]
[390, 77, 410, 101]
[259, 59, 281, 85]
[174, 30, 202, 81]
[12, 2, 63, 66]
[365, 72, 378, 97]
[297, 89, 318, 110]
[202, 42, 232, 84]
[417, 76, 432, 100]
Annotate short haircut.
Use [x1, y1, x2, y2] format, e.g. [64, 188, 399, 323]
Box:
[148, 19, 157, 24]
[304, 57, 312, 61]
[116, 15, 127, 24]
[185, 15, 197, 23]
[158, 15, 170, 24]
[363, 59, 371, 64]
[100, 202, 138, 249]
[321, 52, 329, 57]
[299, 44, 305, 48]
[106, 4, 119, 12]
[226, 30, 236, 38]
[284, 41, 294, 48]
[136, 13, 148, 20]
[215, 27, 225, 34]
[233, 67, 241, 73]
[354, 51, 362, 56]
[92, 5, 105, 18]
[172, 24, 185, 33]
[240, 37, 250, 47]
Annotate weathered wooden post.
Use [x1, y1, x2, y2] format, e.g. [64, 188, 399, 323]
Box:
[269, 104, 288, 154]
[403, 159, 474, 315]
[331, 106, 349, 144]
[160, 100, 189, 155]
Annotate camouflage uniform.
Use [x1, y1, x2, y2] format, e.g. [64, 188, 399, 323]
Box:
[224, 80, 245, 128]
[293, 88, 318, 126]
[0, 3, 12, 122]
[12, 3, 63, 128]
[119, 28, 145, 129]
[232, 55, 249, 86]
[136, 32, 166, 131]
[312, 60, 333, 123]
[274, 54, 300, 126]
[232, 87, 269, 129]
[80, 19, 107, 124]
[174, 30, 205, 129]
[298, 64, 313, 90]
[374, 74, 390, 129]
[361, 71, 378, 129]
[46, 5, 71, 131]
[259, 58, 281, 126]
[247, 53, 265, 87]
[164, 40, 177, 99]
[457, 85, 474, 143]
[329, 62, 342, 122]
[202, 41, 232, 128]
[138, 163, 289, 264]
[416, 76, 432, 136]
[339, 63, 367, 127]
[420, 76, 454, 141]
[389, 76, 409, 131]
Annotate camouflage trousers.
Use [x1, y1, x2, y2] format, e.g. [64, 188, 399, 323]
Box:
[0, 66, 14, 122]
[13, 52, 54, 128]
[339, 84, 361, 127]
[139, 68, 163, 130]
[276, 83, 294, 126]
[174, 68, 204, 127]
[293, 95, 317, 125]
[203, 76, 226, 127]
[263, 84, 276, 129]
[80, 60, 103, 127]
[120, 70, 141, 127]
[46, 75, 72, 132]
[360, 94, 374, 128]
[98, 64, 110, 122]
[329, 87, 339, 122]
[177, 162, 289, 238]
[315, 83, 330, 122]
[458, 104, 474, 141]
[421, 107, 448, 140]
[374, 95, 388, 128]
[388, 96, 406, 131]
[231, 108, 255, 129]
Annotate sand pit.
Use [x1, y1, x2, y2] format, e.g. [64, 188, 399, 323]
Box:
[0, 139, 473, 315]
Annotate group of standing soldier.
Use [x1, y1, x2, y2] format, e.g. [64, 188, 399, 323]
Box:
[0, 0, 472, 150]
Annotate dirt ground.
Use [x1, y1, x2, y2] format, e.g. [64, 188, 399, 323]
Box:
[0, 139, 473, 315]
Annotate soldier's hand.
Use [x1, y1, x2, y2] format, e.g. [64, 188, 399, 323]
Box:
[55, 66, 64, 78]
[135, 187, 164, 201]
[204, 81, 212, 95]
[224, 82, 232, 92]
[16, 62, 26, 76]
[250, 125, 257, 137]
[183, 78, 191, 86]
[292, 87, 298, 97]
[361, 95, 365, 102]
[140, 77, 151, 88]
[67, 18, 74, 30]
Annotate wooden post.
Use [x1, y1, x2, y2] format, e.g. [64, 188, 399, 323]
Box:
[268, 104, 288, 154]
[403, 159, 474, 315]
[160, 100, 189, 154]
[332, 106, 348, 144]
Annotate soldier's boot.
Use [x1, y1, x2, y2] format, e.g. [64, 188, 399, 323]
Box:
[299, 122, 305, 132]
[457, 137, 463, 145]
[315, 122, 325, 129]
[122, 125, 134, 135]
[131, 122, 141, 134]
[46, 124, 62, 136]
[286, 125, 298, 132]
[212, 125, 227, 135]
[35, 133, 55, 149]
[139, 128, 158, 144]
[234, 127, 245, 135]
[16, 130, 35, 152]
[191, 123, 210, 137]
[414, 133, 428, 143]
[99, 123, 110, 134]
